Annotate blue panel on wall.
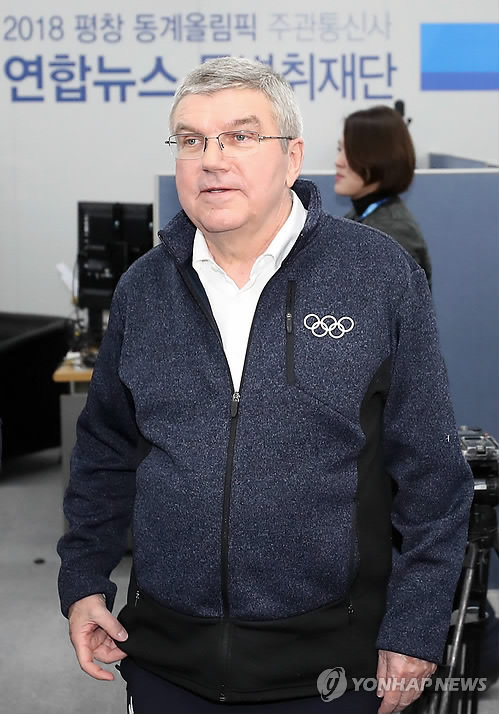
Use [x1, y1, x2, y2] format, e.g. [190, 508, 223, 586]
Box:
[421, 23, 499, 90]
[429, 153, 493, 169]
[157, 175, 181, 230]
[406, 173, 499, 436]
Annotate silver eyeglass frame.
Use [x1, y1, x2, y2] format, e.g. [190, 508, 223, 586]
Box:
[165, 131, 294, 159]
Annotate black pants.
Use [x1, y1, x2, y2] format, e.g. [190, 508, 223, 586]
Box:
[119, 658, 380, 714]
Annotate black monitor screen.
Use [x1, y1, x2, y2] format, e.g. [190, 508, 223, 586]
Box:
[77, 202, 153, 311]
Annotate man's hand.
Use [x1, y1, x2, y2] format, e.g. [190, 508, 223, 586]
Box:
[68, 594, 128, 681]
[376, 650, 437, 713]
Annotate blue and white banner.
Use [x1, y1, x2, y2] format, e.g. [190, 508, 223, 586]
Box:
[421, 23, 499, 91]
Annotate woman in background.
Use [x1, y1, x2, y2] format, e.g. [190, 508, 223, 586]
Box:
[335, 105, 432, 286]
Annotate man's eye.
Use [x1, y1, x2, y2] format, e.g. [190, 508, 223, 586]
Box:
[181, 136, 202, 147]
[224, 132, 253, 143]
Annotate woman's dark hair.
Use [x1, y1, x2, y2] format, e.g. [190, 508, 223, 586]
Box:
[343, 105, 416, 194]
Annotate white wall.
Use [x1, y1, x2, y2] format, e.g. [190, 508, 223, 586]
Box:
[1, 0, 498, 316]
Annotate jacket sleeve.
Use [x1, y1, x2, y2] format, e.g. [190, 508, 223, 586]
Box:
[57, 288, 139, 617]
[376, 268, 474, 663]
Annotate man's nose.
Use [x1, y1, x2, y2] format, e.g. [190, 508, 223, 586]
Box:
[201, 136, 229, 169]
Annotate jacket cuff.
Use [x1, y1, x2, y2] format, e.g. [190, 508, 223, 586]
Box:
[59, 573, 117, 618]
[376, 612, 448, 665]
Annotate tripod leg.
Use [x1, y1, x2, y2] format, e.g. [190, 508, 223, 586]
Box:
[435, 542, 478, 714]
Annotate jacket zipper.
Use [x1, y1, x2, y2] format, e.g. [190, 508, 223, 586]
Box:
[285, 280, 297, 385]
[173, 261, 237, 701]
[348, 600, 354, 622]
[347, 498, 359, 622]
[172, 254, 303, 701]
[219, 391, 240, 702]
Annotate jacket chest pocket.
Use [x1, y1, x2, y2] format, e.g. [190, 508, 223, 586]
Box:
[286, 278, 354, 380]
[283, 279, 388, 422]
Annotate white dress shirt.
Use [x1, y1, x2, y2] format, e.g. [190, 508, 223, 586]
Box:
[192, 190, 308, 391]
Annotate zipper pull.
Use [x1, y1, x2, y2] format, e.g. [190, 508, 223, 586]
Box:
[231, 392, 240, 417]
[286, 312, 293, 334]
[348, 600, 354, 616]
[134, 590, 140, 607]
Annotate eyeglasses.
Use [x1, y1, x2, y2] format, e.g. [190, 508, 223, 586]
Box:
[165, 131, 294, 160]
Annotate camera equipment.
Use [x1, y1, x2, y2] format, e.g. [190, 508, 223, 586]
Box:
[461, 427, 499, 509]
[394, 99, 412, 126]
[426, 426, 499, 714]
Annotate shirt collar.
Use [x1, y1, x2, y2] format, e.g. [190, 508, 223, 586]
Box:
[192, 190, 307, 273]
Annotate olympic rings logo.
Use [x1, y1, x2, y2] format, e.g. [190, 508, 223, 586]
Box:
[303, 313, 355, 339]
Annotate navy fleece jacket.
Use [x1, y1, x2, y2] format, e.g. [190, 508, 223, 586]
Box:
[58, 179, 473, 670]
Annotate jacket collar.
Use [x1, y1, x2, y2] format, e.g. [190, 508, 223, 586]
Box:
[158, 178, 322, 267]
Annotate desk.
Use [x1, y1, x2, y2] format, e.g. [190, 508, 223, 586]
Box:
[53, 359, 92, 530]
[53, 362, 93, 393]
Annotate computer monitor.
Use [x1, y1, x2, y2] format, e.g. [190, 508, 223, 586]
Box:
[77, 201, 153, 346]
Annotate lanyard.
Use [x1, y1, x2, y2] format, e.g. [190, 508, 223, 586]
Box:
[358, 197, 390, 221]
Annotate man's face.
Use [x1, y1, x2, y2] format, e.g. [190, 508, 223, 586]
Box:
[172, 88, 303, 240]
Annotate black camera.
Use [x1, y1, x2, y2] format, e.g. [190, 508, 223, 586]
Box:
[458, 426, 499, 509]
[458, 426, 498, 610]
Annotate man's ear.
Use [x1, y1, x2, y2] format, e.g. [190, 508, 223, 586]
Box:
[286, 138, 305, 187]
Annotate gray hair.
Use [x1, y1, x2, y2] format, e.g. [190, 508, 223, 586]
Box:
[169, 57, 303, 142]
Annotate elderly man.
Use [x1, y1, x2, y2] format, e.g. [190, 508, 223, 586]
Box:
[58, 58, 473, 714]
